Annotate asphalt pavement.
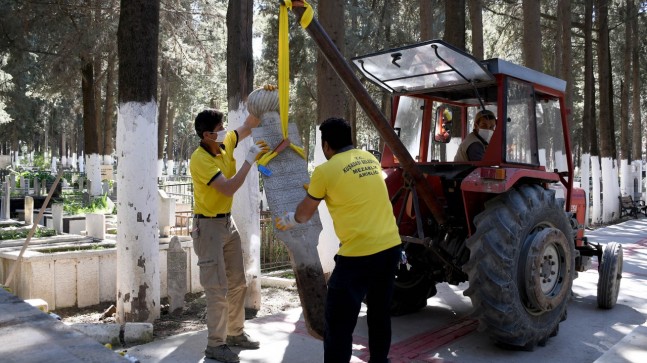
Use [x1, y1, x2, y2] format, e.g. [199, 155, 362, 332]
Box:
[2, 218, 644, 362]
[126, 218, 647, 363]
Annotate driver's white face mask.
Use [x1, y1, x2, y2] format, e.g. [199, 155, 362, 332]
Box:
[478, 129, 494, 143]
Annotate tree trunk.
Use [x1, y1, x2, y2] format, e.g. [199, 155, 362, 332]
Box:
[584, 0, 597, 157]
[630, 0, 641, 165]
[226, 0, 260, 315]
[595, 0, 618, 222]
[554, 2, 563, 79]
[420, 0, 441, 41]
[316, 0, 347, 124]
[468, 0, 484, 60]
[596, 0, 613, 160]
[522, 0, 543, 71]
[620, 53, 630, 197]
[116, 0, 160, 324]
[94, 54, 104, 158]
[166, 103, 175, 175]
[158, 60, 169, 177]
[582, 0, 596, 225]
[347, 99, 357, 146]
[620, 1, 631, 164]
[442, 0, 465, 161]
[81, 55, 102, 196]
[560, 0, 574, 151]
[444, 0, 466, 49]
[226, 0, 253, 111]
[103, 50, 116, 165]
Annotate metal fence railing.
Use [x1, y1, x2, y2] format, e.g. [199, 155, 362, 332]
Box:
[172, 209, 291, 273]
[260, 210, 291, 272]
[160, 178, 193, 206]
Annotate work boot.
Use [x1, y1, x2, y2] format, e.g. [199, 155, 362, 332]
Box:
[204, 344, 239, 362]
[226, 332, 260, 349]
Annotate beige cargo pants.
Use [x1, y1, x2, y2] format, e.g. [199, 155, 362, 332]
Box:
[192, 217, 247, 347]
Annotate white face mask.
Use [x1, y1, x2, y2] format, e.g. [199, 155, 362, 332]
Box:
[478, 129, 494, 143]
[215, 130, 227, 142]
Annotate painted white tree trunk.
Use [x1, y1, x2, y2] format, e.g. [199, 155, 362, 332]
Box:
[314, 128, 340, 276]
[51, 156, 58, 174]
[86, 153, 102, 196]
[580, 154, 590, 227]
[643, 161, 647, 204]
[619, 159, 629, 196]
[601, 157, 619, 222]
[103, 154, 114, 166]
[157, 159, 164, 178]
[115, 101, 160, 323]
[555, 150, 568, 172]
[71, 152, 78, 171]
[167, 160, 175, 176]
[230, 106, 262, 313]
[635, 160, 644, 201]
[79, 153, 84, 173]
[590, 156, 602, 224]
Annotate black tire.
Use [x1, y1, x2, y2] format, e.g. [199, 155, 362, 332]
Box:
[597, 242, 623, 309]
[390, 245, 437, 316]
[463, 184, 575, 349]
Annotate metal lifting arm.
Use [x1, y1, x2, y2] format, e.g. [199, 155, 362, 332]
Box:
[287, 1, 446, 226]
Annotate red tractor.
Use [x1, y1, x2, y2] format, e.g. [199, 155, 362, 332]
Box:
[348, 40, 623, 349]
[286, 4, 622, 350]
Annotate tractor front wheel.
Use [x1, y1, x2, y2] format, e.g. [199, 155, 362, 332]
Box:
[463, 185, 575, 349]
[597, 242, 623, 309]
[390, 245, 436, 316]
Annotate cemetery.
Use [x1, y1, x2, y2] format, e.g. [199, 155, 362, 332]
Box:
[0, 162, 203, 311]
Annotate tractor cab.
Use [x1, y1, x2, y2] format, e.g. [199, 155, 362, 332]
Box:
[352, 40, 584, 240]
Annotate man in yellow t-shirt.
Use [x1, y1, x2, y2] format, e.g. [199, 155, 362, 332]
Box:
[190, 108, 268, 363]
[276, 117, 401, 363]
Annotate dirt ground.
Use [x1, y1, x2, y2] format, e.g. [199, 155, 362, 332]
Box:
[55, 286, 301, 341]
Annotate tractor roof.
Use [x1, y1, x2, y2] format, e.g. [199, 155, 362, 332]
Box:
[352, 40, 566, 96]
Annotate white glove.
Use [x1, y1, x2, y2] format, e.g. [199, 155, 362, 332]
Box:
[245, 141, 269, 165]
[275, 212, 299, 231]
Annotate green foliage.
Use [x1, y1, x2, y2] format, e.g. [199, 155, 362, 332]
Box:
[38, 243, 113, 254]
[0, 0, 643, 179]
[62, 192, 113, 216]
[16, 154, 50, 171]
[16, 169, 55, 186]
[0, 226, 56, 240]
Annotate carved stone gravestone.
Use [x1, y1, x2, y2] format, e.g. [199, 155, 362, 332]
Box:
[167, 236, 187, 313]
[249, 87, 326, 339]
[24, 196, 34, 225]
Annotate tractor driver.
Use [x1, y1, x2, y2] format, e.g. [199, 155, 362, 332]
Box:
[454, 109, 496, 162]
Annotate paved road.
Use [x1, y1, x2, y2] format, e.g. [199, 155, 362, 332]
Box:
[385, 218, 647, 363]
[129, 218, 647, 363]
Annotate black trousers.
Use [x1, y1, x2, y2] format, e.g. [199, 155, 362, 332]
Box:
[323, 245, 401, 363]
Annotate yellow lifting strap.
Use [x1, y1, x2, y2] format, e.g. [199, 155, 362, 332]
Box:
[257, 1, 312, 171]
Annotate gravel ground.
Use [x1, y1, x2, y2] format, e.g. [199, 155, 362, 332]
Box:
[55, 285, 301, 341]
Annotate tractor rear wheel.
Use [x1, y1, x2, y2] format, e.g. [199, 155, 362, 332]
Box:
[597, 242, 623, 309]
[463, 185, 575, 349]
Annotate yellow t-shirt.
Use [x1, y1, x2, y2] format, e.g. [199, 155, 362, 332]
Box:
[190, 131, 238, 215]
[308, 148, 401, 257]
